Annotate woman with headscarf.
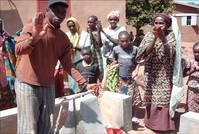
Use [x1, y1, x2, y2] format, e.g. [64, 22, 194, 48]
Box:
[66, 17, 89, 64]
[54, 17, 97, 97]
[136, 13, 177, 133]
[100, 10, 126, 63]
[100, 11, 126, 88]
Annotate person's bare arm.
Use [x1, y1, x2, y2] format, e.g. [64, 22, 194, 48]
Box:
[97, 21, 118, 45]
[102, 30, 118, 45]
[95, 21, 103, 48]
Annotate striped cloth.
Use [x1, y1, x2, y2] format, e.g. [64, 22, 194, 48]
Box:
[15, 79, 55, 134]
[2, 33, 16, 90]
[90, 32, 104, 74]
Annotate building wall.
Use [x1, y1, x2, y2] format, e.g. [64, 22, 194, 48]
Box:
[176, 16, 199, 42]
[0, 0, 37, 34]
[70, 0, 126, 32]
[173, 4, 199, 42]
[0, 0, 126, 34]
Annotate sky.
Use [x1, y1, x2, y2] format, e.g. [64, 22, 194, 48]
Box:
[176, 0, 199, 4]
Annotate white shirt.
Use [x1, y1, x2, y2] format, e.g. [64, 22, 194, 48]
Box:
[101, 25, 126, 58]
[66, 31, 91, 63]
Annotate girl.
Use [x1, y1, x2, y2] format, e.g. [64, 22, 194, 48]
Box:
[183, 41, 199, 113]
[112, 31, 142, 123]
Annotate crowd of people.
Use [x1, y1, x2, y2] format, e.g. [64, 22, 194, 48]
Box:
[0, 0, 199, 134]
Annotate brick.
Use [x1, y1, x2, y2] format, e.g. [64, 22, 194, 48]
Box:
[99, 91, 132, 131]
[178, 111, 199, 134]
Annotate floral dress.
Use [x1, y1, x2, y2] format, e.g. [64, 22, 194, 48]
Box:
[0, 37, 7, 87]
[0, 34, 16, 110]
[136, 31, 176, 131]
[183, 59, 199, 112]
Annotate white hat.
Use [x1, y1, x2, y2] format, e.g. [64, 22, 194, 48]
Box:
[107, 10, 120, 20]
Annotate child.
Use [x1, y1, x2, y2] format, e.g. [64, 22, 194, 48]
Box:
[112, 31, 142, 122]
[76, 47, 101, 84]
[183, 41, 199, 113]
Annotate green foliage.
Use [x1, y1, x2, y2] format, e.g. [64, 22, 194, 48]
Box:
[126, 0, 175, 32]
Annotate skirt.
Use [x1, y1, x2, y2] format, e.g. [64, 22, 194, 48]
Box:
[144, 105, 176, 131]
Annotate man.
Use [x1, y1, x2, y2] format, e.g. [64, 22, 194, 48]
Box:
[15, 0, 94, 133]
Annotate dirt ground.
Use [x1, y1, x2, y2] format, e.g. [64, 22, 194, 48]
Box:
[128, 42, 194, 134]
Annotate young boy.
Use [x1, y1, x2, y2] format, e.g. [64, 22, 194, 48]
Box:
[76, 47, 100, 84]
[112, 31, 142, 122]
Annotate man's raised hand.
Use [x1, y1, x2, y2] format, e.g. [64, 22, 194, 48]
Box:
[32, 12, 47, 38]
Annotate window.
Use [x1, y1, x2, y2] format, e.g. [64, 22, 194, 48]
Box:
[186, 16, 191, 25]
[181, 15, 197, 26]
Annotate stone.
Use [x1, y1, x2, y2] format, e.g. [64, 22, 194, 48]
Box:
[0, 97, 69, 134]
[0, 108, 17, 134]
[59, 94, 106, 134]
[99, 91, 132, 131]
[178, 111, 199, 134]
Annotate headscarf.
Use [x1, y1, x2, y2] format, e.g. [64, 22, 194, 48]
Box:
[169, 16, 184, 118]
[153, 13, 172, 29]
[66, 17, 81, 48]
[107, 10, 120, 20]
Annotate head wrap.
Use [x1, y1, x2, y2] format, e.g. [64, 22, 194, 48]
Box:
[153, 13, 172, 29]
[169, 16, 183, 118]
[107, 10, 120, 20]
[66, 17, 80, 34]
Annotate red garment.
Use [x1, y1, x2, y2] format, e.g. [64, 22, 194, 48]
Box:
[106, 128, 125, 134]
[144, 105, 175, 131]
[54, 68, 64, 98]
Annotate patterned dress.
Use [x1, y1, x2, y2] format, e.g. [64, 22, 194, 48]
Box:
[136, 31, 176, 131]
[0, 33, 16, 110]
[0, 38, 7, 87]
[183, 59, 199, 112]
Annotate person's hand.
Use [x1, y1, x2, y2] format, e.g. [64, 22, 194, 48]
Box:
[96, 21, 103, 32]
[87, 26, 91, 33]
[32, 12, 48, 38]
[86, 83, 102, 96]
[86, 83, 98, 90]
[152, 25, 166, 42]
[193, 62, 199, 71]
[64, 81, 70, 89]
[131, 71, 138, 80]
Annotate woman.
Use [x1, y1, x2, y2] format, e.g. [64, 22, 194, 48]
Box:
[66, 17, 89, 64]
[100, 11, 126, 87]
[136, 13, 176, 133]
[101, 10, 126, 60]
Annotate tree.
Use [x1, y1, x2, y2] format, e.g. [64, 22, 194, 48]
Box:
[126, 0, 175, 34]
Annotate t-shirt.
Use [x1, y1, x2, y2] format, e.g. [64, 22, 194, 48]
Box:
[113, 45, 137, 78]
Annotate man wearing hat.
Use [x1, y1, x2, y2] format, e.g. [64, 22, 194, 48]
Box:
[15, 0, 95, 133]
